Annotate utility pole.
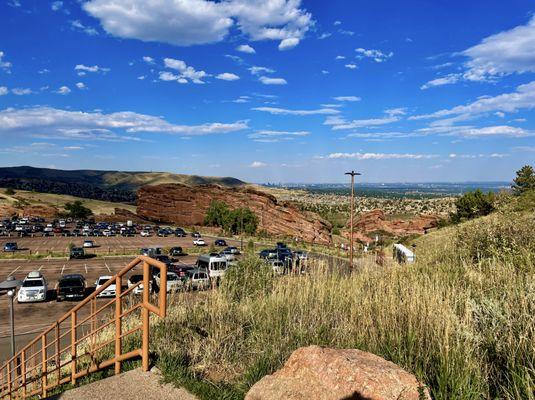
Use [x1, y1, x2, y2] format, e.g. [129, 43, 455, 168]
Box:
[345, 171, 361, 268]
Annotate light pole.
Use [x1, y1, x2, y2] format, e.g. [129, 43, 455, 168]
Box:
[0, 276, 23, 358]
[345, 171, 361, 268]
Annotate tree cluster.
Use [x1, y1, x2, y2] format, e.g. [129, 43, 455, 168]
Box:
[451, 189, 495, 223]
[512, 165, 535, 195]
[204, 200, 258, 235]
[63, 200, 93, 220]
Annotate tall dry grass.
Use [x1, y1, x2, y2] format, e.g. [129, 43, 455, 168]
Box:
[152, 211, 534, 400]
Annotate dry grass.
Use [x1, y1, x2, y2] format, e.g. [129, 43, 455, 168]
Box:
[152, 210, 535, 400]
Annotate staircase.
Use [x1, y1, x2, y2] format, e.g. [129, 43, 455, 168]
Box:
[0, 256, 168, 399]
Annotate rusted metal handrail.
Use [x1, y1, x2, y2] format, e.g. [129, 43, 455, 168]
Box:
[0, 256, 167, 399]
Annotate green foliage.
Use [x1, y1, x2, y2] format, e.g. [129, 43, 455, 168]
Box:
[4, 187, 15, 195]
[204, 200, 258, 234]
[63, 200, 93, 219]
[512, 165, 535, 195]
[220, 256, 273, 302]
[246, 239, 255, 253]
[451, 189, 494, 223]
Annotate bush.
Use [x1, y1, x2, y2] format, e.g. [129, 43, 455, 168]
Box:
[63, 200, 93, 219]
[220, 256, 273, 302]
[204, 200, 258, 235]
[451, 189, 494, 223]
[4, 188, 15, 195]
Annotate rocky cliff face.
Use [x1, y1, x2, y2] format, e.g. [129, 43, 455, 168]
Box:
[137, 184, 332, 244]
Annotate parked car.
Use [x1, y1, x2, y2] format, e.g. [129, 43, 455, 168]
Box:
[154, 255, 173, 266]
[56, 274, 86, 301]
[127, 274, 148, 295]
[140, 230, 151, 237]
[293, 250, 309, 261]
[224, 246, 240, 255]
[170, 265, 194, 279]
[193, 238, 206, 246]
[169, 246, 183, 256]
[174, 228, 187, 237]
[219, 249, 237, 261]
[214, 239, 227, 246]
[95, 276, 116, 298]
[157, 229, 168, 237]
[18, 271, 48, 303]
[185, 269, 210, 290]
[140, 247, 162, 257]
[196, 254, 228, 279]
[155, 271, 184, 293]
[269, 260, 285, 275]
[83, 240, 94, 248]
[69, 247, 85, 260]
[3, 242, 18, 252]
[191, 231, 201, 238]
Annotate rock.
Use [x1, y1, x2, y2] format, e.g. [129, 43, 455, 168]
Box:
[246, 346, 430, 400]
[137, 184, 332, 244]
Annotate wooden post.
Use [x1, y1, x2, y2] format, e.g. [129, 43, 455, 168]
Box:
[114, 276, 122, 375]
[41, 335, 47, 398]
[142, 262, 150, 372]
[71, 312, 77, 385]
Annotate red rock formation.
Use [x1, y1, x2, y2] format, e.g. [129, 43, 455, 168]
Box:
[343, 209, 438, 243]
[246, 345, 430, 400]
[137, 184, 332, 244]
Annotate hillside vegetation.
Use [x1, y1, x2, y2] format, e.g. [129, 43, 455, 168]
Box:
[150, 195, 534, 400]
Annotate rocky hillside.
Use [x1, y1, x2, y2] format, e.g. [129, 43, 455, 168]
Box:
[137, 184, 332, 244]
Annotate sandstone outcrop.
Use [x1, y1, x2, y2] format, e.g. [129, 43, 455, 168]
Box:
[343, 209, 438, 243]
[246, 345, 430, 400]
[137, 184, 332, 244]
[0, 204, 58, 219]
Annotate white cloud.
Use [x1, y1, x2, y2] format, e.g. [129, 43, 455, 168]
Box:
[411, 81, 535, 120]
[462, 15, 535, 81]
[318, 32, 331, 40]
[0, 87, 8, 96]
[83, 0, 312, 49]
[321, 70, 329, 74]
[418, 125, 531, 138]
[253, 106, 339, 116]
[278, 37, 299, 51]
[236, 44, 256, 54]
[76, 82, 86, 89]
[70, 20, 98, 36]
[216, 72, 240, 81]
[338, 29, 354, 36]
[0, 107, 249, 140]
[137, 75, 145, 80]
[74, 64, 110, 75]
[250, 161, 267, 168]
[38, 69, 50, 74]
[56, 86, 71, 95]
[420, 73, 461, 90]
[330, 116, 399, 130]
[385, 107, 407, 116]
[333, 96, 360, 102]
[259, 76, 287, 85]
[142, 56, 155, 64]
[233, 96, 250, 103]
[51, 1, 63, 11]
[248, 130, 309, 142]
[249, 66, 275, 75]
[0, 51, 12, 71]
[162, 58, 208, 84]
[345, 63, 357, 69]
[334, 21, 341, 26]
[335, 55, 345, 60]
[355, 47, 393, 62]
[326, 152, 438, 160]
[12, 88, 32, 95]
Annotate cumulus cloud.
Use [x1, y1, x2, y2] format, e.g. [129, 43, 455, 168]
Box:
[74, 64, 110, 75]
[0, 51, 12, 72]
[0, 87, 8, 96]
[56, 86, 71, 95]
[355, 47, 393, 62]
[250, 161, 267, 168]
[12, 88, 32, 95]
[236, 44, 256, 54]
[326, 152, 437, 160]
[333, 96, 361, 102]
[0, 107, 248, 140]
[249, 66, 275, 75]
[278, 37, 299, 50]
[83, 0, 313, 49]
[76, 82, 86, 89]
[216, 72, 240, 81]
[253, 106, 339, 116]
[161, 58, 208, 84]
[142, 56, 155, 64]
[345, 63, 357, 69]
[258, 76, 287, 85]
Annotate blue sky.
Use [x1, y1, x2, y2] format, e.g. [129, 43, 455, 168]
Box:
[0, 0, 534, 183]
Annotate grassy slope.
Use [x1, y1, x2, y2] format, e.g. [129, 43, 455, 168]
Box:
[0, 188, 136, 215]
[150, 206, 535, 400]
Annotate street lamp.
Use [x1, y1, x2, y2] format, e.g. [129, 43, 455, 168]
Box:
[0, 276, 23, 358]
[345, 171, 361, 268]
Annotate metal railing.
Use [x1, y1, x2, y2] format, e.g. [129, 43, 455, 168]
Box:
[0, 255, 167, 399]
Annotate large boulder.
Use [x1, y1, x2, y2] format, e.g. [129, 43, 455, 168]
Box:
[137, 184, 332, 244]
[246, 346, 430, 400]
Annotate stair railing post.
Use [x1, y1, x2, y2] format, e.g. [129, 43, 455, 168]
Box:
[20, 350, 25, 398]
[142, 261, 150, 372]
[41, 335, 47, 398]
[70, 311, 77, 385]
[114, 276, 122, 375]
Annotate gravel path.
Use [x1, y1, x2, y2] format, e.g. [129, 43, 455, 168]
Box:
[49, 368, 198, 400]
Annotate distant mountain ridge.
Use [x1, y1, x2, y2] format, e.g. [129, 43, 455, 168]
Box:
[0, 166, 247, 203]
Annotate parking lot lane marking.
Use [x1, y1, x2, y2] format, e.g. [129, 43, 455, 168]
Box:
[38, 264, 44, 271]
[105, 263, 111, 272]
[85, 264, 88, 274]
[10, 265, 21, 276]
[61, 264, 66, 275]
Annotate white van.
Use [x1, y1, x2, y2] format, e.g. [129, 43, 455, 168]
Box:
[196, 254, 228, 279]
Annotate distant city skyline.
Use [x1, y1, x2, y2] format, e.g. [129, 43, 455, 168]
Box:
[1, 0, 534, 183]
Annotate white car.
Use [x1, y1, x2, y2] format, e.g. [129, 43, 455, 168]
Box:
[193, 238, 206, 246]
[18, 271, 48, 303]
[127, 274, 148, 295]
[95, 276, 116, 297]
[155, 271, 184, 293]
[269, 260, 285, 275]
[140, 230, 151, 237]
[83, 240, 94, 248]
